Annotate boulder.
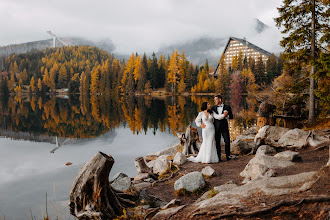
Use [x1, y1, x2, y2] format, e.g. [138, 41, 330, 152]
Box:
[231, 139, 255, 155]
[306, 131, 330, 148]
[194, 171, 318, 212]
[173, 152, 187, 166]
[146, 160, 156, 168]
[146, 144, 181, 161]
[151, 205, 185, 220]
[277, 128, 309, 148]
[254, 126, 290, 146]
[197, 183, 238, 202]
[174, 171, 205, 192]
[240, 154, 294, 183]
[274, 151, 301, 161]
[111, 176, 132, 192]
[134, 182, 152, 191]
[153, 155, 170, 175]
[201, 166, 216, 177]
[138, 188, 168, 208]
[112, 172, 128, 181]
[242, 126, 257, 136]
[161, 199, 182, 210]
[134, 173, 150, 181]
[255, 145, 276, 157]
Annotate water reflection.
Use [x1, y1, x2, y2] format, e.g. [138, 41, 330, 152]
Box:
[0, 94, 258, 141]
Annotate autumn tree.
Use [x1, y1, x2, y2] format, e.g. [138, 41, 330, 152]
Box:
[167, 50, 180, 93]
[30, 76, 36, 93]
[275, 0, 329, 123]
[58, 64, 67, 88]
[254, 56, 266, 85]
[37, 78, 43, 92]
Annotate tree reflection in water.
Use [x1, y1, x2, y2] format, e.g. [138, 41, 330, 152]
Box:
[0, 94, 258, 140]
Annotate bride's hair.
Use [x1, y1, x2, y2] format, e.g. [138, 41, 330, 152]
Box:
[201, 102, 212, 113]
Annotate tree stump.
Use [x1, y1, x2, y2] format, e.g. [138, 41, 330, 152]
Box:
[181, 126, 200, 155]
[134, 157, 152, 174]
[69, 152, 133, 219]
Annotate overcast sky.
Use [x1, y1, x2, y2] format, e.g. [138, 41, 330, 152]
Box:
[0, 0, 284, 54]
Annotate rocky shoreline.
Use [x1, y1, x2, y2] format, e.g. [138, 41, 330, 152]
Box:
[70, 126, 330, 219]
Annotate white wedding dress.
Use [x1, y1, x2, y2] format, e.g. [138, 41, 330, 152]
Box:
[188, 112, 219, 163]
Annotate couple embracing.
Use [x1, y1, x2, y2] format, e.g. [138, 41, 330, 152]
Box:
[189, 95, 233, 164]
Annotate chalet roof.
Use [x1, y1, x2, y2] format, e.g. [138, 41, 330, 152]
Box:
[223, 36, 273, 57]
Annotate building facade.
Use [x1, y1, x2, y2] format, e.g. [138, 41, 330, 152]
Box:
[214, 37, 273, 74]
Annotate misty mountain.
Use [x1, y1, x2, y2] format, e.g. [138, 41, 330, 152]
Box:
[0, 37, 116, 58]
[0, 18, 269, 68]
[155, 18, 270, 67]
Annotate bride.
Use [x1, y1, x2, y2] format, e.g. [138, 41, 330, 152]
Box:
[188, 102, 226, 163]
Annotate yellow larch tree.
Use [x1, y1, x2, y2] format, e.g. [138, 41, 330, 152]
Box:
[30, 76, 36, 93]
[167, 50, 180, 93]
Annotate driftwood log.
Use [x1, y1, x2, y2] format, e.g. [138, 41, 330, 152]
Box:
[181, 125, 201, 155]
[69, 151, 135, 219]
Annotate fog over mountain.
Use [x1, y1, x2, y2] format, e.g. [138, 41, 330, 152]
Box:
[0, 0, 284, 65]
[0, 17, 281, 68]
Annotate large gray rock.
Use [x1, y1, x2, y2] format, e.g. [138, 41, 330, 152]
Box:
[112, 172, 128, 181]
[274, 151, 301, 161]
[173, 152, 187, 166]
[153, 155, 170, 175]
[111, 176, 132, 192]
[197, 183, 239, 202]
[255, 145, 276, 157]
[240, 154, 294, 183]
[231, 139, 255, 155]
[306, 131, 330, 148]
[201, 166, 216, 177]
[134, 173, 149, 181]
[242, 126, 257, 136]
[146, 160, 156, 168]
[174, 171, 205, 192]
[194, 171, 318, 212]
[138, 188, 168, 208]
[277, 128, 309, 148]
[254, 126, 290, 146]
[151, 205, 185, 220]
[146, 144, 180, 159]
[134, 182, 152, 190]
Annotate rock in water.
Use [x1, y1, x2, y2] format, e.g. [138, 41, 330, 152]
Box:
[174, 171, 205, 192]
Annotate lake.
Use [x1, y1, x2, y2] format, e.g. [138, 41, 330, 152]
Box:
[0, 94, 257, 220]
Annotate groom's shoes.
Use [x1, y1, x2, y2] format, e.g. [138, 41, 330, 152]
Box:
[226, 155, 235, 161]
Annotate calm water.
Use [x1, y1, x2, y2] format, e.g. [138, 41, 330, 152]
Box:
[0, 94, 257, 220]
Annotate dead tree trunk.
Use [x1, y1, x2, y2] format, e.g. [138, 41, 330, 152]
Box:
[134, 157, 152, 174]
[182, 126, 200, 155]
[69, 151, 132, 219]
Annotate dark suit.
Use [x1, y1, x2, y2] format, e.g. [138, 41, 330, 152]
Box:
[211, 104, 233, 160]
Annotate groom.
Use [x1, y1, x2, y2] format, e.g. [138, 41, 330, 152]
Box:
[212, 95, 233, 161]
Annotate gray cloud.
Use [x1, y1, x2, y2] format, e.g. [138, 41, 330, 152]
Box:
[0, 0, 283, 54]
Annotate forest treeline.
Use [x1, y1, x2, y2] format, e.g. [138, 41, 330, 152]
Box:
[0, 46, 283, 96]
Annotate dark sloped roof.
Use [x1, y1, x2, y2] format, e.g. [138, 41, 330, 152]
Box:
[223, 36, 272, 57]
